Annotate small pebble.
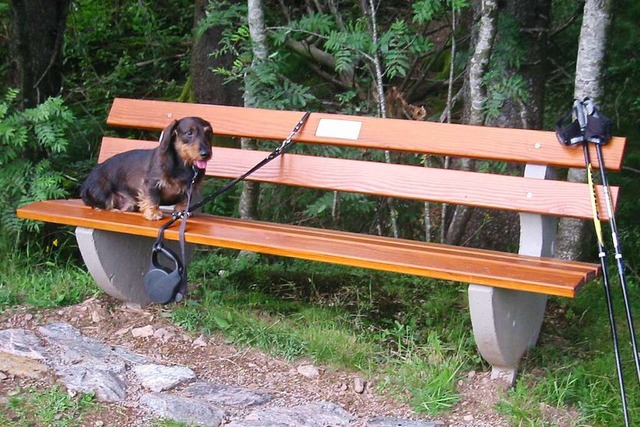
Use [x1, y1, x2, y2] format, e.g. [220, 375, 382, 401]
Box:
[297, 364, 320, 378]
[131, 325, 154, 338]
[192, 335, 207, 347]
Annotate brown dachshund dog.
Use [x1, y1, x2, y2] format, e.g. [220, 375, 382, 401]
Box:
[80, 117, 213, 220]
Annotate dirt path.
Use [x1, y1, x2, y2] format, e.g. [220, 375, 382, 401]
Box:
[0, 297, 512, 426]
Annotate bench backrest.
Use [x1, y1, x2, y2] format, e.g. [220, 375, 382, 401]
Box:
[102, 98, 626, 221]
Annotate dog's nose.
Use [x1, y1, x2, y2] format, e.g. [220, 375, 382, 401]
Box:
[200, 149, 210, 159]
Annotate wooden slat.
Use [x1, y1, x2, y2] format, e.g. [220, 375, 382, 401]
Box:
[16, 200, 599, 297]
[98, 137, 618, 220]
[106, 98, 626, 170]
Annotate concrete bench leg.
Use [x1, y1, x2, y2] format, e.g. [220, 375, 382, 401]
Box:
[469, 164, 557, 384]
[469, 286, 547, 384]
[75, 227, 193, 306]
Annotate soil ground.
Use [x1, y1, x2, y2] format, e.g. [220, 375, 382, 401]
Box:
[0, 296, 514, 427]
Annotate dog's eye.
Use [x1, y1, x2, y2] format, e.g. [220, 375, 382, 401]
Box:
[186, 131, 194, 137]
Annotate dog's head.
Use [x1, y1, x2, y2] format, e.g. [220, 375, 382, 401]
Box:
[159, 117, 213, 171]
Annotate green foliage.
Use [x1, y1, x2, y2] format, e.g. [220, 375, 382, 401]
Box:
[173, 254, 379, 365]
[0, 249, 99, 311]
[64, 0, 194, 116]
[303, 192, 376, 223]
[412, 0, 443, 24]
[245, 60, 317, 110]
[285, 10, 436, 88]
[202, 1, 455, 115]
[201, 1, 318, 110]
[500, 361, 637, 426]
[0, 385, 96, 427]
[0, 0, 9, 82]
[483, 14, 529, 120]
[0, 90, 74, 241]
[381, 332, 465, 414]
[195, 0, 248, 72]
[378, 20, 419, 79]
[195, 1, 465, 237]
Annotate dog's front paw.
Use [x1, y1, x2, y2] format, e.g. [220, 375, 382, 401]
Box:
[174, 201, 187, 213]
[143, 208, 165, 221]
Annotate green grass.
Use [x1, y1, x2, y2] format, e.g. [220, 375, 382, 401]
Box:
[501, 276, 640, 426]
[0, 245, 99, 310]
[173, 252, 479, 414]
[0, 386, 97, 427]
[2, 242, 639, 425]
[377, 330, 468, 414]
[178, 251, 640, 424]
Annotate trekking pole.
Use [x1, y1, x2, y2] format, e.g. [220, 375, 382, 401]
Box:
[584, 98, 640, 384]
[574, 100, 630, 426]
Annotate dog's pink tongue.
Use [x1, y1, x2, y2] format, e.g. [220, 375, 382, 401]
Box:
[195, 160, 208, 170]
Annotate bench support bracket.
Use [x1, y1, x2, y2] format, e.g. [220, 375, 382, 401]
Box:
[468, 164, 557, 385]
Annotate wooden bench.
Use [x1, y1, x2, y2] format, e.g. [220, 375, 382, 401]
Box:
[17, 98, 627, 383]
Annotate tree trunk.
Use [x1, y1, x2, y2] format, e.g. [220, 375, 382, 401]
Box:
[191, 0, 243, 106]
[445, 0, 498, 245]
[448, 0, 552, 246]
[8, 0, 70, 109]
[555, 0, 612, 260]
[490, 0, 551, 129]
[239, 0, 268, 220]
[361, 0, 399, 238]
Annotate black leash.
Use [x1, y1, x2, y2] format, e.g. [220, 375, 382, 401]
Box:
[144, 167, 200, 304]
[144, 111, 311, 304]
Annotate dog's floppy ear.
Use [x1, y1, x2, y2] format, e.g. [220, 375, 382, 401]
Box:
[159, 119, 178, 152]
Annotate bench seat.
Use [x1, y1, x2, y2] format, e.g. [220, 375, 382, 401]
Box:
[18, 199, 598, 298]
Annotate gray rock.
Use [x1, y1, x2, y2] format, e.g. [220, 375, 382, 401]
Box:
[56, 365, 127, 402]
[39, 323, 148, 368]
[37, 323, 148, 402]
[0, 324, 447, 426]
[184, 381, 273, 408]
[133, 364, 196, 392]
[226, 401, 352, 427]
[131, 325, 154, 338]
[140, 392, 226, 427]
[0, 328, 48, 359]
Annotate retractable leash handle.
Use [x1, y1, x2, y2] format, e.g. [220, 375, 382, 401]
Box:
[144, 242, 184, 304]
[143, 166, 200, 304]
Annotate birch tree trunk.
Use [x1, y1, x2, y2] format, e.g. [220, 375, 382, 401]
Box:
[362, 0, 399, 238]
[449, 0, 551, 246]
[555, 0, 612, 260]
[445, 0, 497, 245]
[239, 0, 268, 220]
